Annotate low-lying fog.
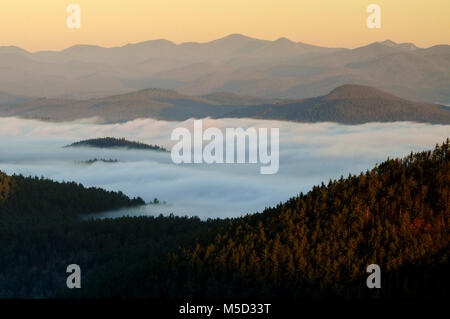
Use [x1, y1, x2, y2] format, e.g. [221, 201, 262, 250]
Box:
[0, 117, 448, 219]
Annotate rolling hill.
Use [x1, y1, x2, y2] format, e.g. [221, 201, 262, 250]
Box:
[222, 84, 450, 124]
[1, 84, 449, 124]
[66, 137, 167, 151]
[0, 88, 255, 122]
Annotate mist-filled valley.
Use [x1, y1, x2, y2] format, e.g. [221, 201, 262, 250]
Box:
[2, 0, 450, 306]
[0, 116, 448, 219]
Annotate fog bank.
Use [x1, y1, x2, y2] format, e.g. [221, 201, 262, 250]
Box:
[0, 117, 448, 218]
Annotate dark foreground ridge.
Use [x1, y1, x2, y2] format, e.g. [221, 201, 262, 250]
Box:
[65, 137, 168, 151]
[0, 139, 448, 298]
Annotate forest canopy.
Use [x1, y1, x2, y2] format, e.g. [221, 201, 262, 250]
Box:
[65, 137, 167, 151]
[0, 139, 448, 299]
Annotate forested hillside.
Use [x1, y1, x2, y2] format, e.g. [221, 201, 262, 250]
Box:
[163, 139, 449, 298]
[0, 173, 144, 224]
[0, 140, 449, 298]
[66, 137, 167, 151]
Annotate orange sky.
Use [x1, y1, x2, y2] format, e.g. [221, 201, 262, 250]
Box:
[0, 0, 449, 52]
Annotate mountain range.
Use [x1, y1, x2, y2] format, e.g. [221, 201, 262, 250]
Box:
[1, 34, 449, 103]
[1, 84, 449, 124]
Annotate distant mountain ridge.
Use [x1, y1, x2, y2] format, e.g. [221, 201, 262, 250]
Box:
[223, 85, 450, 124]
[0, 91, 33, 106]
[1, 84, 449, 125]
[0, 34, 448, 103]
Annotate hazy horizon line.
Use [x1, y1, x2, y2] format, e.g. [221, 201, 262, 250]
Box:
[3, 33, 449, 54]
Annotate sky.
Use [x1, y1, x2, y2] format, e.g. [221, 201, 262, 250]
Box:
[0, 0, 449, 52]
[0, 116, 448, 219]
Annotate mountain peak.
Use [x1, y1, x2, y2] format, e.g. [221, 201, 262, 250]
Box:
[223, 33, 252, 40]
[323, 84, 400, 100]
[274, 37, 294, 44]
[129, 88, 184, 99]
[212, 34, 262, 44]
[124, 38, 177, 48]
[0, 46, 30, 55]
[378, 40, 418, 51]
[380, 40, 398, 46]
